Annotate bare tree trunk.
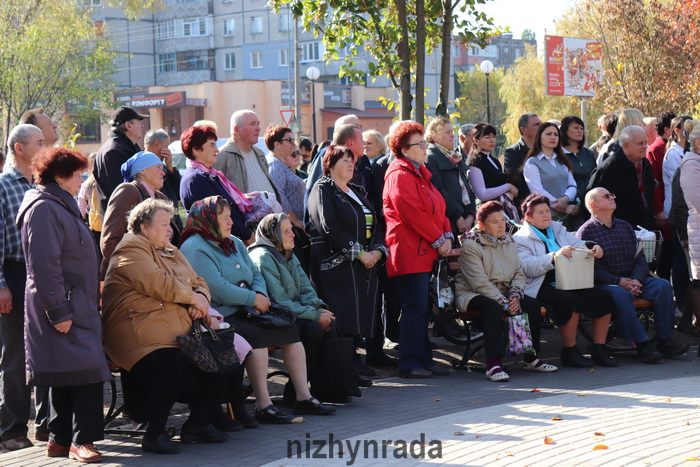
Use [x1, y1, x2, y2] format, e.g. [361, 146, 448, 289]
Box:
[435, 0, 453, 117]
[395, 0, 413, 120]
[415, 0, 425, 125]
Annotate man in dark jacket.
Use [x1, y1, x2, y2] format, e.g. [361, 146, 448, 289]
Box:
[587, 125, 656, 230]
[93, 106, 149, 215]
[504, 113, 541, 207]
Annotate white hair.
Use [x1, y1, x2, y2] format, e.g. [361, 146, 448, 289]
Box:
[7, 124, 41, 159]
[230, 110, 257, 131]
[618, 125, 645, 145]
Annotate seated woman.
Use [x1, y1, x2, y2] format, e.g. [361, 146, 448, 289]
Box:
[523, 122, 580, 228]
[248, 213, 336, 400]
[100, 150, 180, 278]
[513, 194, 617, 368]
[102, 199, 238, 454]
[466, 123, 519, 219]
[179, 125, 255, 244]
[455, 201, 558, 382]
[180, 196, 335, 424]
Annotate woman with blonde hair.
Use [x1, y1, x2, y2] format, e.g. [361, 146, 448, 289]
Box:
[597, 108, 646, 165]
[362, 129, 388, 164]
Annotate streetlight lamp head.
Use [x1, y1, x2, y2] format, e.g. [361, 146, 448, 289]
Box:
[306, 66, 320, 81]
[480, 60, 494, 74]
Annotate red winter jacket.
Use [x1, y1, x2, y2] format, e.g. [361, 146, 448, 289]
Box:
[383, 157, 451, 277]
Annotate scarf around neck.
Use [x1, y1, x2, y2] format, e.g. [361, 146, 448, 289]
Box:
[436, 143, 462, 165]
[531, 224, 560, 253]
[190, 160, 252, 213]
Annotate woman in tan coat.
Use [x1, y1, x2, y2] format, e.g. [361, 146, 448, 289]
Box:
[102, 199, 233, 454]
[454, 201, 557, 382]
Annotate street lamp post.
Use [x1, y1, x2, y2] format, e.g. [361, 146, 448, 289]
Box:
[480, 60, 494, 125]
[306, 66, 320, 143]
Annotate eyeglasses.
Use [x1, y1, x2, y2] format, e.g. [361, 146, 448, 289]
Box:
[602, 193, 616, 200]
[290, 151, 301, 158]
[280, 138, 294, 144]
[408, 140, 428, 149]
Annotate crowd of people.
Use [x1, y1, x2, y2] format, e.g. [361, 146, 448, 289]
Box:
[0, 104, 698, 461]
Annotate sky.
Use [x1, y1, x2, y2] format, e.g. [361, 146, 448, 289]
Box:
[475, 0, 580, 45]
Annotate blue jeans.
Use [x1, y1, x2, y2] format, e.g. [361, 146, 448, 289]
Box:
[598, 276, 675, 343]
[397, 272, 434, 372]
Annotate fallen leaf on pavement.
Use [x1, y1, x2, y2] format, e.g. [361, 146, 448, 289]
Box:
[665, 397, 672, 402]
[434, 398, 441, 402]
[544, 437, 554, 445]
[593, 432, 605, 436]
[475, 435, 481, 439]
[593, 444, 609, 450]
[472, 400, 484, 404]
[577, 394, 587, 397]
[531, 388, 541, 392]
[589, 369, 595, 374]
[551, 415, 563, 421]
[685, 456, 699, 461]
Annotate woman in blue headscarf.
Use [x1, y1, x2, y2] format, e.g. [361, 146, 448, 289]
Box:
[100, 150, 180, 278]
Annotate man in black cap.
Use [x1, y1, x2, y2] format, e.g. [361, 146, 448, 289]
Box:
[93, 106, 149, 215]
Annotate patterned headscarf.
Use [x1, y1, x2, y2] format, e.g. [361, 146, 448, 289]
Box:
[255, 212, 289, 252]
[179, 195, 236, 255]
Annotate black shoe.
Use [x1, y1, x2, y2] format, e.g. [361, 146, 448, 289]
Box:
[636, 341, 663, 363]
[180, 424, 228, 444]
[142, 434, 181, 454]
[398, 369, 433, 379]
[590, 344, 618, 367]
[254, 404, 294, 424]
[365, 353, 398, 367]
[657, 339, 690, 358]
[357, 375, 373, 387]
[293, 398, 336, 415]
[560, 346, 593, 368]
[209, 406, 243, 432]
[427, 366, 450, 376]
[282, 381, 296, 405]
[229, 406, 258, 428]
[355, 360, 377, 376]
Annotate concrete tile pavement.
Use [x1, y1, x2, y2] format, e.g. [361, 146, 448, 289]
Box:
[1, 342, 699, 466]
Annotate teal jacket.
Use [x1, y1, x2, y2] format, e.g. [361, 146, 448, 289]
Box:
[181, 233, 267, 317]
[248, 245, 326, 322]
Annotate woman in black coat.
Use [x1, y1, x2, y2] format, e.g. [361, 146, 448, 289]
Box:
[307, 146, 388, 374]
[424, 117, 476, 244]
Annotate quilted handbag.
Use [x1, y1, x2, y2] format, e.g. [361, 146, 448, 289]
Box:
[240, 303, 297, 328]
[176, 318, 240, 373]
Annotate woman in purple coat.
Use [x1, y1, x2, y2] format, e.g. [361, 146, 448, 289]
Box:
[17, 147, 111, 463]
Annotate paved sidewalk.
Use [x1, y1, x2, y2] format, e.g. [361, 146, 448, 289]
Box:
[1, 343, 699, 466]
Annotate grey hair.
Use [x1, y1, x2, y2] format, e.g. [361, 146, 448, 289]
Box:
[518, 113, 538, 131]
[459, 123, 476, 135]
[127, 199, 175, 235]
[144, 128, 169, 147]
[7, 124, 42, 159]
[362, 129, 388, 154]
[230, 110, 256, 131]
[112, 122, 128, 134]
[333, 124, 360, 145]
[618, 125, 645, 145]
[334, 114, 359, 129]
[585, 187, 607, 210]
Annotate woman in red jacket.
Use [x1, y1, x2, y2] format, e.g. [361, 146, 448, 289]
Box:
[383, 121, 453, 378]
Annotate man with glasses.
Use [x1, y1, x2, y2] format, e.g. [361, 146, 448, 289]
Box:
[577, 187, 688, 363]
[93, 106, 149, 216]
[587, 125, 656, 230]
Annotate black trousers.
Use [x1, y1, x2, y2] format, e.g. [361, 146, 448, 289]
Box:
[49, 383, 104, 446]
[467, 295, 541, 359]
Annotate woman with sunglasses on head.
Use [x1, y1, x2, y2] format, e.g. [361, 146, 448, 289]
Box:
[383, 121, 452, 379]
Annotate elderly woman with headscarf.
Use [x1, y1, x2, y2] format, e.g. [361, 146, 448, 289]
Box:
[100, 150, 180, 278]
[180, 196, 335, 425]
[248, 213, 336, 400]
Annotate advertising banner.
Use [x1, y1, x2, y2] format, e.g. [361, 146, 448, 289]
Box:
[545, 36, 602, 97]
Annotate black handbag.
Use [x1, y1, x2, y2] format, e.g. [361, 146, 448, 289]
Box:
[240, 303, 297, 328]
[176, 318, 240, 373]
[311, 324, 361, 400]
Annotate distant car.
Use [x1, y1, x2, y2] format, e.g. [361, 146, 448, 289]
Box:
[169, 137, 269, 171]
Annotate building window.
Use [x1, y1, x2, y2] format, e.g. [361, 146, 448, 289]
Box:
[278, 13, 290, 32]
[159, 53, 177, 72]
[224, 52, 236, 70]
[72, 117, 102, 144]
[177, 51, 209, 71]
[503, 47, 510, 54]
[158, 21, 174, 40]
[82, 0, 101, 5]
[279, 48, 289, 66]
[251, 50, 263, 68]
[250, 16, 263, 35]
[182, 17, 207, 37]
[223, 18, 235, 36]
[300, 42, 321, 62]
